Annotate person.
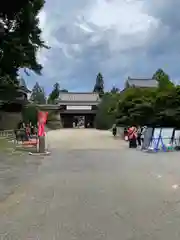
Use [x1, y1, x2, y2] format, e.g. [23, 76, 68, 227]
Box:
[128, 126, 137, 148]
[22, 122, 26, 129]
[112, 124, 117, 137]
[29, 122, 34, 136]
[137, 126, 142, 146]
[34, 125, 38, 135]
[25, 123, 30, 140]
[141, 126, 147, 143]
[124, 127, 128, 141]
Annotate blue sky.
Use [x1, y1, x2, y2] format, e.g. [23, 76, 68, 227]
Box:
[23, 0, 180, 94]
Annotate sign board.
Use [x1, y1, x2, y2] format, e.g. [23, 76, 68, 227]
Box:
[161, 128, 174, 145]
[153, 128, 161, 139]
[174, 130, 180, 146]
[66, 105, 92, 110]
[142, 127, 153, 150]
[149, 128, 161, 149]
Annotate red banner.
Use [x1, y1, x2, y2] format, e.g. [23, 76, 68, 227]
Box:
[38, 111, 48, 137]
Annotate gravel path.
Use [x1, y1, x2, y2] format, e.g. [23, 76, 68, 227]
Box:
[46, 128, 126, 149]
[0, 129, 180, 239]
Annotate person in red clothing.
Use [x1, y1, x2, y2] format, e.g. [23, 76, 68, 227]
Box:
[128, 126, 137, 148]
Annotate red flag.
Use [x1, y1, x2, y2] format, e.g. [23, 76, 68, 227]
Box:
[38, 111, 48, 136]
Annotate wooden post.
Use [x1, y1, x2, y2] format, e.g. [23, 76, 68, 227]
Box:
[39, 136, 45, 153]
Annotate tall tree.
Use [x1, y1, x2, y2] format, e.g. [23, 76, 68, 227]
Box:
[153, 69, 174, 90]
[0, 0, 47, 86]
[110, 86, 119, 93]
[30, 82, 46, 104]
[93, 72, 104, 97]
[48, 82, 60, 103]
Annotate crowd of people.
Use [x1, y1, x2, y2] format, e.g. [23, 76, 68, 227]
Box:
[15, 121, 38, 141]
[112, 124, 147, 148]
[126, 126, 147, 148]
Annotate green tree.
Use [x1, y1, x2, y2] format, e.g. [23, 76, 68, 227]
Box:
[95, 71, 180, 128]
[110, 86, 119, 93]
[48, 83, 60, 103]
[30, 82, 46, 104]
[0, 0, 47, 86]
[22, 104, 38, 125]
[153, 69, 174, 90]
[95, 92, 120, 129]
[93, 73, 104, 97]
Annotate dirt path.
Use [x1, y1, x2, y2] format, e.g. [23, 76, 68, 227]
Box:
[1, 129, 180, 239]
[47, 128, 126, 150]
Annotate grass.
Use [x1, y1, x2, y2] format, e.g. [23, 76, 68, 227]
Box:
[0, 138, 26, 156]
[0, 138, 14, 152]
[0, 138, 38, 156]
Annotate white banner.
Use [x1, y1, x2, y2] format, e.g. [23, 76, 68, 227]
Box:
[66, 105, 92, 110]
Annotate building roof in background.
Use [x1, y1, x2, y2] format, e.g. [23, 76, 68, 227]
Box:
[58, 92, 100, 102]
[127, 77, 158, 88]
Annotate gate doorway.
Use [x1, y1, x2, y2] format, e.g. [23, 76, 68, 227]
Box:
[61, 113, 95, 128]
[73, 116, 85, 128]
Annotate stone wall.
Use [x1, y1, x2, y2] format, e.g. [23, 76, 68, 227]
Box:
[0, 112, 22, 130]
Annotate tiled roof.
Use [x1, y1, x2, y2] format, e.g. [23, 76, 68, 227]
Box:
[59, 92, 100, 102]
[127, 77, 158, 88]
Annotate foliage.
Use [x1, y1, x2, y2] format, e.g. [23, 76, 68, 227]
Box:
[0, 0, 47, 86]
[153, 68, 174, 90]
[22, 104, 38, 125]
[93, 72, 104, 97]
[115, 85, 180, 128]
[95, 93, 120, 129]
[30, 82, 46, 104]
[48, 82, 60, 103]
[110, 86, 119, 93]
[95, 69, 179, 129]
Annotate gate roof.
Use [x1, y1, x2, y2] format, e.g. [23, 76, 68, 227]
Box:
[58, 92, 100, 102]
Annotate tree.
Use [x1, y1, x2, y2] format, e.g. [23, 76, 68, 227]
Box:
[48, 82, 60, 103]
[153, 69, 174, 90]
[22, 104, 38, 125]
[94, 70, 180, 129]
[110, 86, 119, 93]
[95, 92, 120, 129]
[93, 73, 104, 97]
[0, 0, 47, 86]
[30, 82, 46, 104]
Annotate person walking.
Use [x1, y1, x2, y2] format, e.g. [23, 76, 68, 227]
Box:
[137, 126, 142, 146]
[112, 124, 117, 137]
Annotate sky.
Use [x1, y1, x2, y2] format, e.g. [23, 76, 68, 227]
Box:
[23, 0, 180, 94]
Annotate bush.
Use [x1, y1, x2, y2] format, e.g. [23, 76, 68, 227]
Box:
[22, 104, 38, 125]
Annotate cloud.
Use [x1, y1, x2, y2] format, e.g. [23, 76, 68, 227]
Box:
[24, 0, 180, 93]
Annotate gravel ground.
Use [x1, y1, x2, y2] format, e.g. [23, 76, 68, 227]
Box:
[0, 129, 180, 239]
